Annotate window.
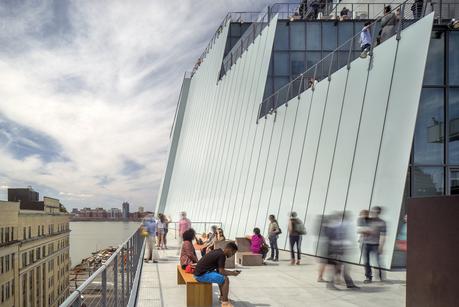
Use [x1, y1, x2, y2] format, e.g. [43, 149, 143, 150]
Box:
[273, 52, 289, 76]
[451, 169, 459, 195]
[290, 52, 305, 76]
[413, 167, 444, 196]
[414, 89, 444, 164]
[306, 22, 321, 50]
[290, 23, 305, 50]
[423, 32, 444, 85]
[36, 248, 41, 260]
[0, 256, 3, 273]
[23, 227, 26, 240]
[28, 226, 31, 239]
[5, 227, 9, 242]
[338, 22, 353, 45]
[274, 21, 289, 50]
[449, 32, 459, 85]
[5, 255, 9, 272]
[22, 253, 27, 268]
[322, 22, 338, 50]
[449, 89, 459, 164]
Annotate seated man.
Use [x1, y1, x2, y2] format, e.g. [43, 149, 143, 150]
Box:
[194, 242, 240, 307]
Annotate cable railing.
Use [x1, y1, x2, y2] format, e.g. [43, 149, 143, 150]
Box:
[168, 221, 223, 238]
[60, 227, 144, 307]
[258, 0, 429, 119]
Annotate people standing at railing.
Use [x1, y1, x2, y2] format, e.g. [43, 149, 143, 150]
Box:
[267, 214, 280, 262]
[180, 228, 198, 270]
[360, 21, 372, 59]
[340, 7, 350, 20]
[288, 212, 306, 265]
[143, 215, 159, 263]
[177, 211, 192, 255]
[411, 0, 424, 19]
[194, 242, 240, 307]
[157, 213, 167, 250]
[299, 0, 309, 19]
[380, 5, 399, 43]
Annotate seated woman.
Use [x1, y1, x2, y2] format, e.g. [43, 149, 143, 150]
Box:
[246, 227, 268, 260]
[201, 225, 218, 256]
[180, 229, 198, 270]
[216, 227, 226, 242]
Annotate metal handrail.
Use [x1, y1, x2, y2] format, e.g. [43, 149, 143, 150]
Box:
[61, 226, 143, 307]
[258, 0, 427, 119]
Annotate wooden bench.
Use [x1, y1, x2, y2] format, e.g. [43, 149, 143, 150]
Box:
[177, 265, 212, 307]
[235, 237, 263, 266]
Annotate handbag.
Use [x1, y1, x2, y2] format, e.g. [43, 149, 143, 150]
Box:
[140, 227, 149, 237]
[185, 264, 195, 274]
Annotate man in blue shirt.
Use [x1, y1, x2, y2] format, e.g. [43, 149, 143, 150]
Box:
[143, 215, 159, 263]
[360, 21, 372, 58]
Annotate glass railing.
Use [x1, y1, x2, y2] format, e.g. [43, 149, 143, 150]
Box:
[258, 0, 430, 119]
[60, 227, 144, 307]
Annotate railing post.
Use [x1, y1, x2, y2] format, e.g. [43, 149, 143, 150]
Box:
[396, 3, 405, 40]
[298, 74, 304, 98]
[347, 37, 353, 70]
[121, 248, 125, 306]
[114, 255, 118, 307]
[101, 268, 107, 307]
[328, 52, 334, 81]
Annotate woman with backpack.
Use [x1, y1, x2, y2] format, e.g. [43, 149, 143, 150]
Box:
[288, 212, 306, 265]
[267, 214, 280, 261]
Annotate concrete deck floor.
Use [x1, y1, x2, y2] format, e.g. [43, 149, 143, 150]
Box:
[136, 236, 405, 307]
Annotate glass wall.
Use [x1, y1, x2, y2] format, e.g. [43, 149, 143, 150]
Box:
[226, 21, 459, 197]
[411, 27, 459, 197]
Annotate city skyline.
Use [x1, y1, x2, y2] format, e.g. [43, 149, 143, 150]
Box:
[0, 0, 271, 211]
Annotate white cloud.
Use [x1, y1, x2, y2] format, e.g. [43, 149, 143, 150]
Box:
[0, 0, 273, 211]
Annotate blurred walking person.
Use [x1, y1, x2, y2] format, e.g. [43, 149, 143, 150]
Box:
[177, 211, 192, 255]
[325, 212, 359, 290]
[288, 212, 306, 265]
[380, 6, 398, 43]
[267, 214, 280, 261]
[143, 215, 159, 263]
[359, 206, 387, 283]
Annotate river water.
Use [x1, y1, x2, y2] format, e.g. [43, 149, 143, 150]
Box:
[69, 221, 140, 267]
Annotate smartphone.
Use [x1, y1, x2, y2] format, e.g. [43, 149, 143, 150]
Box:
[234, 270, 241, 273]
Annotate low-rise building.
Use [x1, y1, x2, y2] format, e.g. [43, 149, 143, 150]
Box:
[0, 188, 70, 307]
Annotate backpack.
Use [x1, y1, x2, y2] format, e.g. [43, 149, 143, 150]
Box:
[293, 219, 307, 235]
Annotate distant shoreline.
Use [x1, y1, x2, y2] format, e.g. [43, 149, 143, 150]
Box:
[70, 219, 142, 222]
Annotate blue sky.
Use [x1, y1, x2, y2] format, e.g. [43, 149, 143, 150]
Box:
[0, 0, 277, 211]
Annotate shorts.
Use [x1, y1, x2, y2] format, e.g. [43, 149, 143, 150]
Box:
[194, 271, 225, 284]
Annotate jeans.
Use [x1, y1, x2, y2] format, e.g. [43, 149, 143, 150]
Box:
[289, 235, 302, 260]
[363, 243, 383, 280]
[361, 43, 371, 52]
[269, 235, 279, 260]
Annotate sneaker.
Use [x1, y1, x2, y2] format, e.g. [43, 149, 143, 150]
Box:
[296, 260, 300, 265]
[267, 257, 274, 261]
[153, 260, 158, 263]
[363, 279, 372, 284]
[290, 259, 295, 265]
[143, 259, 149, 263]
[274, 258, 279, 262]
[347, 285, 360, 290]
[360, 50, 368, 58]
[317, 277, 326, 283]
